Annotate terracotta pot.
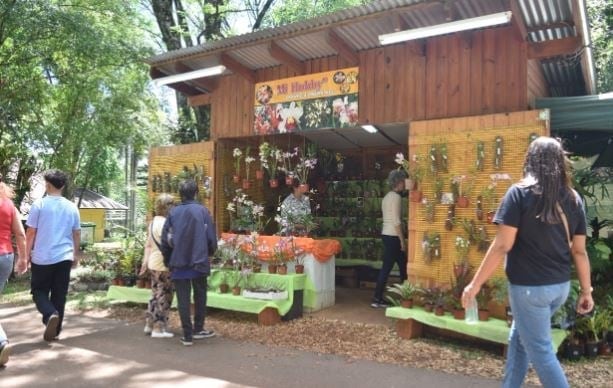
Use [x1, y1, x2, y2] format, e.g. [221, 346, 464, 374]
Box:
[456, 196, 469, 208]
[144, 280, 152, 289]
[242, 179, 251, 190]
[478, 309, 490, 321]
[267, 264, 278, 274]
[136, 278, 146, 288]
[423, 303, 434, 313]
[219, 283, 230, 293]
[277, 264, 288, 275]
[295, 264, 305, 274]
[598, 341, 611, 356]
[233, 175, 240, 184]
[255, 170, 264, 180]
[269, 178, 279, 188]
[400, 299, 413, 308]
[232, 286, 241, 296]
[434, 306, 445, 316]
[299, 183, 309, 193]
[285, 176, 293, 185]
[111, 278, 121, 286]
[409, 190, 422, 203]
[486, 211, 496, 224]
[116, 278, 126, 286]
[452, 309, 465, 320]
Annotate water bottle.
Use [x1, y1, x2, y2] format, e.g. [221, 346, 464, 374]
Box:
[465, 297, 478, 324]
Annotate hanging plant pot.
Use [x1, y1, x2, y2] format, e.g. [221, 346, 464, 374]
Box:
[285, 175, 293, 185]
[219, 283, 230, 294]
[255, 169, 264, 180]
[242, 179, 251, 190]
[295, 264, 305, 274]
[409, 190, 422, 203]
[456, 196, 470, 208]
[233, 175, 240, 184]
[486, 211, 496, 224]
[299, 183, 309, 193]
[269, 178, 279, 188]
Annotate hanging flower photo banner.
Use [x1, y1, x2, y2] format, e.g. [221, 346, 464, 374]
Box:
[253, 67, 359, 134]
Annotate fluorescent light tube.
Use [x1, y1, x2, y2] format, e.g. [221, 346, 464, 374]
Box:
[361, 125, 378, 133]
[153, 65, 226, 86]
[379, 11, 512, 45]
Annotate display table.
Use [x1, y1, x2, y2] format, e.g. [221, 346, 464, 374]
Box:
[221, 233, 340, 312]
[107, 271, 306, 326]
[385, 306, 568, 350]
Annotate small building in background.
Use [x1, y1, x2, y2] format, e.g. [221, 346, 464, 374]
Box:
[73, 188, 128, 243]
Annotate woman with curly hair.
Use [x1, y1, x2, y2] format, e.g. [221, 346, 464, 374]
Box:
[462, 137, 593, 388]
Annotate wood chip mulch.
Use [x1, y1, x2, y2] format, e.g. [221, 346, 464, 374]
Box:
[86, 305, 612, 388]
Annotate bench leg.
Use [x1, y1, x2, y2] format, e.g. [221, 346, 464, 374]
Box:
[396, 318, 423, 339]
[258, 307, 281, 326]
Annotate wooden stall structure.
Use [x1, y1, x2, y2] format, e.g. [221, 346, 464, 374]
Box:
[144, 0, 594, 295]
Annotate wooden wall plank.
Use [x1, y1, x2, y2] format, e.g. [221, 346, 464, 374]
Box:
[481, 29, 496, 115]
[434, 37, 449, 119]
[469, 31, 483, 115]
[425, 39, 438, 119]
[373, 48, 385, 123]
[447, 35, 461, 118]
[384, 45, 396, 123]
[359, 50, 375, 125]
[494, 29, 509, 112]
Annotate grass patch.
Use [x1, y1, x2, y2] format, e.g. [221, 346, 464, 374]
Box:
[1, 275, 32, 305]
[66, 290, 113, 311]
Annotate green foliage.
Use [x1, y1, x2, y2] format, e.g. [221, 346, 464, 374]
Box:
[261, 0, 367, 28]
[386, 281, 418, 301]
[587, 0, 613, 92]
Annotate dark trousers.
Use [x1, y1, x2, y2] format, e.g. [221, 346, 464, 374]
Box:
[373, 235, 407, 302]
[173, 276, 207, 340]
[31, 260, 72, 334]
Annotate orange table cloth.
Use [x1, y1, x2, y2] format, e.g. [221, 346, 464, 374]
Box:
[220, 233, 341, 263]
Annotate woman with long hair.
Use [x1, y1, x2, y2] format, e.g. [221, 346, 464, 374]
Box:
[0, 174, 27, 366]
[140, 193, 175, 338]
[462, 137, 593, 388]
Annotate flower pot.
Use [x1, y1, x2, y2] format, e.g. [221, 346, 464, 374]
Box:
[405, 178, 416, 191]
[136, 278, 146, 288]
[409, 190, 422, 203]
[111, 278, 121, 286]
[269, 178, 279, 188]
[144, 280, 152, 289]
[434, 306, 445, 316]
[585, 341, 600, 358]
[233, 175, 240, 184]
[255, 170, 264, 180]
[116, 278, 126, 286]
[478, 309, 490, 321]
[486, 211, 496, 224]
[598, 341, 611, 356]
[219, 283, 229, 294]
[456, 196, 469, 208]
[295, 264, 305, 274]
[242, 179, 251, 190]
[232, 286, 241, 296]
[299, 183, 309, 193]
[563, 340, 584, 361]
[452, 309, 465, 320]
[267, 264, 278, 274]
[423, 303, 434, 313]
[277, 264, 288, 275]
[285, 176, 293, 185]
[400, 299, 413, 308]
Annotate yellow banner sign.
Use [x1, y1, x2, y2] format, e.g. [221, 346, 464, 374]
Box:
[253, 67, 359, 134]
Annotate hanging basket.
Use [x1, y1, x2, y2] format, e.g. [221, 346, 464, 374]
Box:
[255, 170, 264, 180]
[269, 178, 279, 188]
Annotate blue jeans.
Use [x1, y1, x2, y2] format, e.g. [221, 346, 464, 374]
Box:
[373, 235, 407, 302]
[503, 282, 570, 388]
[0, 253, 14, 343]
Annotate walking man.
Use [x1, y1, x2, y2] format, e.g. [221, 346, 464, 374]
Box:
[20, 169, 81, 341]
[161, 179, 217, 346]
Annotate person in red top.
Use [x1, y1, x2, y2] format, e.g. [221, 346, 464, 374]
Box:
[0, 174, 27, 367]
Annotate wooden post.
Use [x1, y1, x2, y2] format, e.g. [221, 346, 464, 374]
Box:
[396, 318, 423, 339]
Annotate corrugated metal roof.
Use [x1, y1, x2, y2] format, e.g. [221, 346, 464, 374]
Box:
[73, 188, 128, 210]
[148, 0, 594, 97]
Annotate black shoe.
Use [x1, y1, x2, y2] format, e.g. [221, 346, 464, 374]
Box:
[370, 300, 390, 308]
[193, 329, 215, 340]
[180, 337, 193, 346]
[44, 313, 60, 342]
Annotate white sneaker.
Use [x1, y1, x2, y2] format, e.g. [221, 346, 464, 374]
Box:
[151, 330, 174, 338]
[144, 325, 152, 335]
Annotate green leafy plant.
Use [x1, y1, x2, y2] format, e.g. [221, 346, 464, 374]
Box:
[386, 281, 418, 301]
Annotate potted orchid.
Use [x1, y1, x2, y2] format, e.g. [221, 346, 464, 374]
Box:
[226, 189, 266, 234]
[232, 147, 243, 183]
[395, 152, 423, 202]
[259, 142, 282, 188]
[243, 146, 255, 189]
[295, 153, 317, 191]
[281, 147, 299, 185]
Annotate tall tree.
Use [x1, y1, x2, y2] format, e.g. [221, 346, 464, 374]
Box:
[587, 0, 613, 92]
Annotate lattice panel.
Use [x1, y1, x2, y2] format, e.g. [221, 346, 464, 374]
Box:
[407, 112, 548, 287]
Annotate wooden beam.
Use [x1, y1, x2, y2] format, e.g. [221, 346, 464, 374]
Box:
[174, 62, 219, 92]
[391, 13, 410, 32]
[509, 0, 528, 41]
[527, 36, 582, 60]
[326, 29, 359, 66]
[220, 53, 255, 83]
[187, 93, 212, 107]
[268, 41, 305, 75]
[526, 20, 575, 33]
[149, 67, 201, 96]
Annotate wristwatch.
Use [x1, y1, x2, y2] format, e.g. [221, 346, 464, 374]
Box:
[580, 286, 593, 294]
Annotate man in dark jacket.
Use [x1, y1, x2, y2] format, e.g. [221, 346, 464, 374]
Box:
[161, 179, 217, 346]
